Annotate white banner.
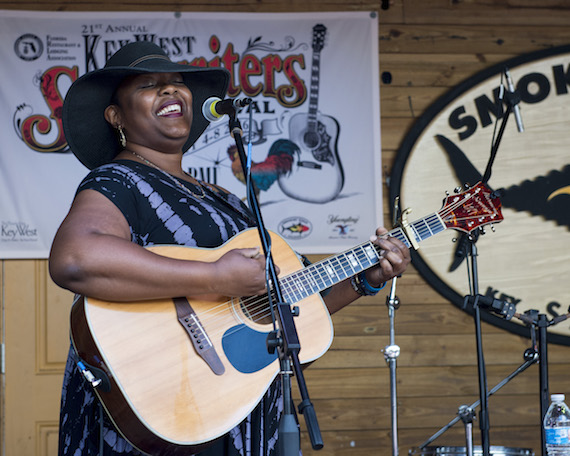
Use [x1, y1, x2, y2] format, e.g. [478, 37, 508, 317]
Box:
[0, 10, 381, 258]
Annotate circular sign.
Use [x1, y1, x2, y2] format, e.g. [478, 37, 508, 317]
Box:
[390, 44, 570, 345]
[14, 34, 43, 61]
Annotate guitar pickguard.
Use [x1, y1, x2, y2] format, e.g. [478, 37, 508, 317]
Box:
[222, 324, 277, 373]
[306, 120, 334, 164]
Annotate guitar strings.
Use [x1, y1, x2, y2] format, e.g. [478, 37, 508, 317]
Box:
[183, 240, 385, 341]
[181, 187, 499, 341]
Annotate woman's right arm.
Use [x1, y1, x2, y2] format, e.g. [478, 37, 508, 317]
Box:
[49, 189, 269, 302]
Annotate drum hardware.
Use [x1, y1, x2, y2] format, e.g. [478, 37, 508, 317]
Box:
[409, 445, 534, 456]
[414, 343, 538, 453]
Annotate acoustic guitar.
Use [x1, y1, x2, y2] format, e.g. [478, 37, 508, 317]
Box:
[278, 24, 344, 204]
[71, 182, 502, 455]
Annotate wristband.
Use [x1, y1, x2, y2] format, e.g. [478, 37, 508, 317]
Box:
[350, 271, 386, 296]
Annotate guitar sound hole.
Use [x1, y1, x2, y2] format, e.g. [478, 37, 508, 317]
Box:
[240, 297, 274, 325]
[303, 131, 320, 149]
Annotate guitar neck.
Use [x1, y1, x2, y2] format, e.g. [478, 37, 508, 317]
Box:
[306, 51, 321, 128]
[279, 212, 446, 303]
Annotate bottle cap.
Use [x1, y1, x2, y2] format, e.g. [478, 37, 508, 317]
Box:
[551, 394, 565, 402]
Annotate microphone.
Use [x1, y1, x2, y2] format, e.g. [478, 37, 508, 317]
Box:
[463, 294, 517, 320]
[504, 67, 524, 133]
[201, 97, 251, 121]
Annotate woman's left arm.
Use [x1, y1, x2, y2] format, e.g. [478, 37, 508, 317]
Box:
[323, 227, 411, 315]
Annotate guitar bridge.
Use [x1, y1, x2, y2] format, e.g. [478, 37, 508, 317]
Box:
[173, 297, 225, 375]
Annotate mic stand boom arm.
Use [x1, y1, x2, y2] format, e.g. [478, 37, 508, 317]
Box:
[226, 112, 323, 455]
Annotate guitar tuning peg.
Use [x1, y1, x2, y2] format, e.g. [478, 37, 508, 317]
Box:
[445, 190, 450, 196]
[490, 224, 496, 232]
[454, 186, 462, 193]
[452, 237, 457, 242]
[480, 227, 486, 235]
[464, 183, 471, 189]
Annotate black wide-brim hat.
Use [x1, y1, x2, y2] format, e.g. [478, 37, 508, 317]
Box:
[63, 41, 230, 170]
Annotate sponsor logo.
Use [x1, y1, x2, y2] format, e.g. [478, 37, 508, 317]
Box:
[1, 221, 39, 242]
[327, 214, 359, 237]
[278, 217, 312, 239]
[14, 34, 43, 61]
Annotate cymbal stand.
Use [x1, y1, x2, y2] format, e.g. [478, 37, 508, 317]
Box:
[458, 405, 476, 456]
[417, 331, 539, 451]
[384, 277, 401, 456]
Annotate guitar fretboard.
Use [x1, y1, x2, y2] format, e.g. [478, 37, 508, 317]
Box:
[279, 212, 446, 303]
[306, 50, 321, 131]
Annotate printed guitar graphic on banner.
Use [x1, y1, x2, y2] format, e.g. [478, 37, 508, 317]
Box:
[70, 182, 502, 456]
[278, 23, 344, 204]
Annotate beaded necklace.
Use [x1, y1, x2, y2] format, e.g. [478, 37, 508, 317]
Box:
[130, 151, 205, 199]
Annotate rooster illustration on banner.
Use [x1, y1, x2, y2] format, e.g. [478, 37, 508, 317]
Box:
[226, 24, 345, 204]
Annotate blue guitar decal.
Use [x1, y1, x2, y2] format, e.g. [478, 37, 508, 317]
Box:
[222, 324, 278, 373]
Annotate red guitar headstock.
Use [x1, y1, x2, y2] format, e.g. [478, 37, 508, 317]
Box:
[438, 182, 504, 233]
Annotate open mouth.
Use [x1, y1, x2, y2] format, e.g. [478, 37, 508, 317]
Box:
[156, 102, 182, 117]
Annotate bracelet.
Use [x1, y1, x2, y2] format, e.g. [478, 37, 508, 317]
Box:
[350, 271, 386, 296]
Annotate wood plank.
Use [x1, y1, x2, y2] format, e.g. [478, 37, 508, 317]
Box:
[381, 86, 448, 118]
[297, 363, 569, 399]
[379, 24, 570, 54]
[0, 0, 400, 15]
[298, 394, 540, 431]
[381, 117, 422, 150]
[312, 333, 567, 368]
[402, 0, 570, 27]
[331, 303, 489, 337]
[379, 53, 515, 88]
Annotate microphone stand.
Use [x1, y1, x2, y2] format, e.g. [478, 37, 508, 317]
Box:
[461, 66, 521, 456]
[225, 109, 323, 455]
[464, 235, 491, 456]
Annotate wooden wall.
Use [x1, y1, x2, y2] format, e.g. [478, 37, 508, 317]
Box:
[2, 1, 570, 455]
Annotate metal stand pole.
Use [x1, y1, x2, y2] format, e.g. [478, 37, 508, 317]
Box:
[384, 278, 401, 456]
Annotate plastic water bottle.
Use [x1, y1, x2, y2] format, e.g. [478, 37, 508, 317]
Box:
[544, 394, 570, 455]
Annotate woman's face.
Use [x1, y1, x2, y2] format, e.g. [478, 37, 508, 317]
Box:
[111, 72, 193, 153]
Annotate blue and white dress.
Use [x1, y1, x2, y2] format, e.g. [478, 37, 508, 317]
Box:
[58, 160, 283, 456]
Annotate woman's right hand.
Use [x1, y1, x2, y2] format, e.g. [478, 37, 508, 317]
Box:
[211, 248, 275, 297]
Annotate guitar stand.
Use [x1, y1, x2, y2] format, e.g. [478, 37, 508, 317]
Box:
[226, 109, 323, 456]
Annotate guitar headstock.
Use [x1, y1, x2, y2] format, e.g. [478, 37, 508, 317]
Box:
[438, 182, 503, 233]
[312, 24, 326, 52]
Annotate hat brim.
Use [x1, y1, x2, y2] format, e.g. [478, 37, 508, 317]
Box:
[63, 61, 229, 170]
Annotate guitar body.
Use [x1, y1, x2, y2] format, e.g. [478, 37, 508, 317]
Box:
[278, 111, 344, 203]
[70, 229, 334, 456]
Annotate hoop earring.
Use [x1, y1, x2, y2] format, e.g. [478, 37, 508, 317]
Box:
[117, 125, 127, 149]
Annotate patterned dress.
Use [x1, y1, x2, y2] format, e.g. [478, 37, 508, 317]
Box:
[58, 160, 284, 456]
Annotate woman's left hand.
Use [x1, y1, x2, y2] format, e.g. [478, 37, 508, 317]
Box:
[364, 227, 411, 287]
